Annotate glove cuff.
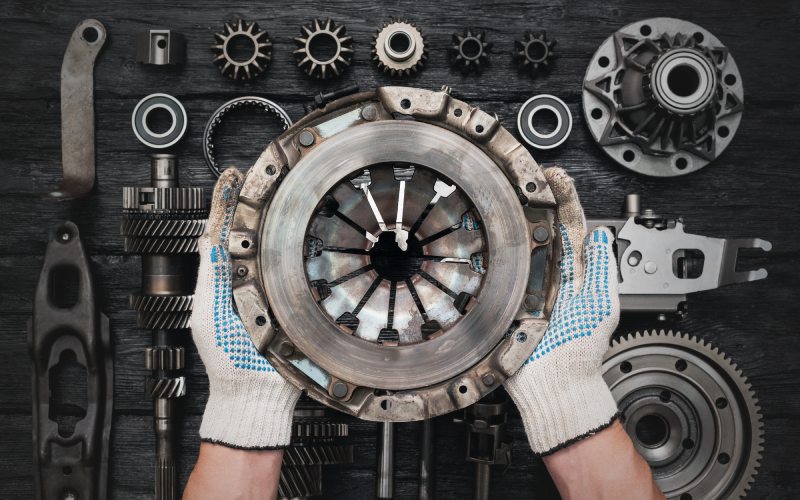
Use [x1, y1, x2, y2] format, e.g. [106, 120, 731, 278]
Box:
[507, 366, 618, 456]
[199, 375, 300, 449]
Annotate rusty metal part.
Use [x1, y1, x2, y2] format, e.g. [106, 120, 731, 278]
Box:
[229, 86, 559, 421]
[513, 31, 556, 77]
[48, 19, 107, 200]
[449, 29, 491, 74]
[372, 20, 427, 77]
[211, 19, 272, 80]
[293, 18, 353, 79]
[30, 221, 112, 500]
[603, 331, 763, 499]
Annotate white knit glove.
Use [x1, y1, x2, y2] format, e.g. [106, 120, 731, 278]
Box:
[190, 168, 301, 449]
[505, 168, 620, 456]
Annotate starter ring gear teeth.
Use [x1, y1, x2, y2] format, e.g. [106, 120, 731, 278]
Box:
[372, 20, 427, 77]
[121, 218, 206, 238]
[294, 18, 353, 80]
[144, 346, 186, 371]
[449, 28, 492, 74]
[513, 31, 556, 77]
[211, 19, 272, 81]
[203, 97, 292, 178]
[602, 330, 763, 500]
[122, 186, 206, 212]
[146, 376, 187, 399]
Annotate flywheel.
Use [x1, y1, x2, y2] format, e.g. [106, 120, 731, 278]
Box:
[229, 87, 561, 421]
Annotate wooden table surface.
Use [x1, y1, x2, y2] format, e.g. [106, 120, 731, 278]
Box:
[1, 0, 798, 498]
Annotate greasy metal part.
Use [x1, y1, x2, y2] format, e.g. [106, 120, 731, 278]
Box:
[203, 96, 292, 177]
[122, 155, 207, 500]
[29, 221, 112, 500]
[603, 331, 763, 499]
[372, 20, 427, 77]
[419, 419, 435, 500]
[517, 95, 572, 150]
[211, 19, 272, 81]
[449, 29, 491, 74]
[131, 93, 188, 149]
[588, 194, 771, 315]
[583, 18, 744, 176]
[294, 18, 353, 79]
[279, 400, 354, 499]
[306, 85, 361, 113]
[48, 19, 107, 200]
[229, 86, 559, 421]
[136, 29, 185, 65]
[454, 390, 512, 500]
[376, 422, 395, 499]
[513, 31, 556, 77]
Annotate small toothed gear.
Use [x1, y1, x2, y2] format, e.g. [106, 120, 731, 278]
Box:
[372, 20, 427, 77]
[146, 376, 187, 399]
[293, 18, 353, 79]
[211, 19, 272, 81]
[513, 31, 556, 77]
[449, 28, 492, 74]
[145, 346, 185, 371]
[603, 330, 763, 500]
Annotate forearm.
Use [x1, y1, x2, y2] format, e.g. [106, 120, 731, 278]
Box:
[543, 421, 664, 500]
[184, 442, 283, 500]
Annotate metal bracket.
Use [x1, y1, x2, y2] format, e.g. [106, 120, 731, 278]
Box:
[29, 222, 112, 500]
[589, 194, 772, 314]
[48, 19, 107, 200]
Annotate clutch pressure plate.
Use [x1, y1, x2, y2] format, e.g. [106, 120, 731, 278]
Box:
[230, 87, 560, 421]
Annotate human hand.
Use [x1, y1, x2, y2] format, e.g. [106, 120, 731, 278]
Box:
[190, 168, 300, 449]
[505, 167, 620, 455]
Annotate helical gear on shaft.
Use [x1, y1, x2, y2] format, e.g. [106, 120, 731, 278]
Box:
[293, 18, 353, 80]
[211, 19, 272, 81]
[372, 20, 427, 77]
[513, 31, 556, 77]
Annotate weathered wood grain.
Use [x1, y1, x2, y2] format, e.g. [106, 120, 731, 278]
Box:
[1, 0, 799, 498]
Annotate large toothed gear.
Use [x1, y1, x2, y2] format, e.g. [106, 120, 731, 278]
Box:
[603, 330, 763, 499]
[372, 20, 427, 77]
[513, 31, 556, 77]
[211, 19, 272, 81]
[294, 18, 353, 80]
[449, 28, 492, 74]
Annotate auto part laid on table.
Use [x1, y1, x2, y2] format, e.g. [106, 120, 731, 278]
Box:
[294, 18, 353, 79]
[48, 19, 107, 200]
[372, 20, 427, 77]
[203, 96, 293, 177]
[229, 86, 560, 421]
[513, 31, 556, 77]
[212, 19, 272, 81]
[449, 29, 492, 74]
[588, 194, 771, 315]
[136, 29, 185, 66]
[29, 222, 112, 500]
[516, 94, 572, 150]
[131, 93, 188, 149]
[603, 331, 763, 499]
[583, 18, 744, 177]
[122, 154, 207, 500]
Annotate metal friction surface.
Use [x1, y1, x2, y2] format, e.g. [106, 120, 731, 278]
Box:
[602, 331, 763, 499]
[229, 86, 559, 421]
[582, 18, 744, 176]
[372, 20, 427, 76]
[517, 94, 572, 150]
[203, 97, 292, 177]
[294, 18, 353, 79]
[211, 19, 272, 80]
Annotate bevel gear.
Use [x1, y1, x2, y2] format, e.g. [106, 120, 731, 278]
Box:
[372, 20, 427, 77]
[513, 31, 556, 77]
[603, 330, 763, 499]
[449, 28, 491, 74]
[211, 19, 272, 81]
[293, 18, 353, 79]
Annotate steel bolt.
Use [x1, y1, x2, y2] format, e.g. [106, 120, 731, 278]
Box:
[298, 129, 315, 147]
[265, 165, 276, 175]
[644, 261, 658, 274]
[525, 182, 537, 193]
[332, 382, 348, 398]
[278, 341, 295, 357]
[361, 104, 378, 121]
[482, 374, 495, 386]
[533, 226, 549, 243]
[516, 331, 528, 343]
[524, 294, 541, 311]
[236, 266, 248, 277]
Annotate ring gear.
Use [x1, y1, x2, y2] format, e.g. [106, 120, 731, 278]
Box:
[513, 31, 556, 77]
[449, 28, 491, 74]
[603, 330, 763, 499]
[582, 18, 744, 176]
[211, 19, 272, 81]
[294, 18, 353, 79]
[372, 20, 427, 77]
